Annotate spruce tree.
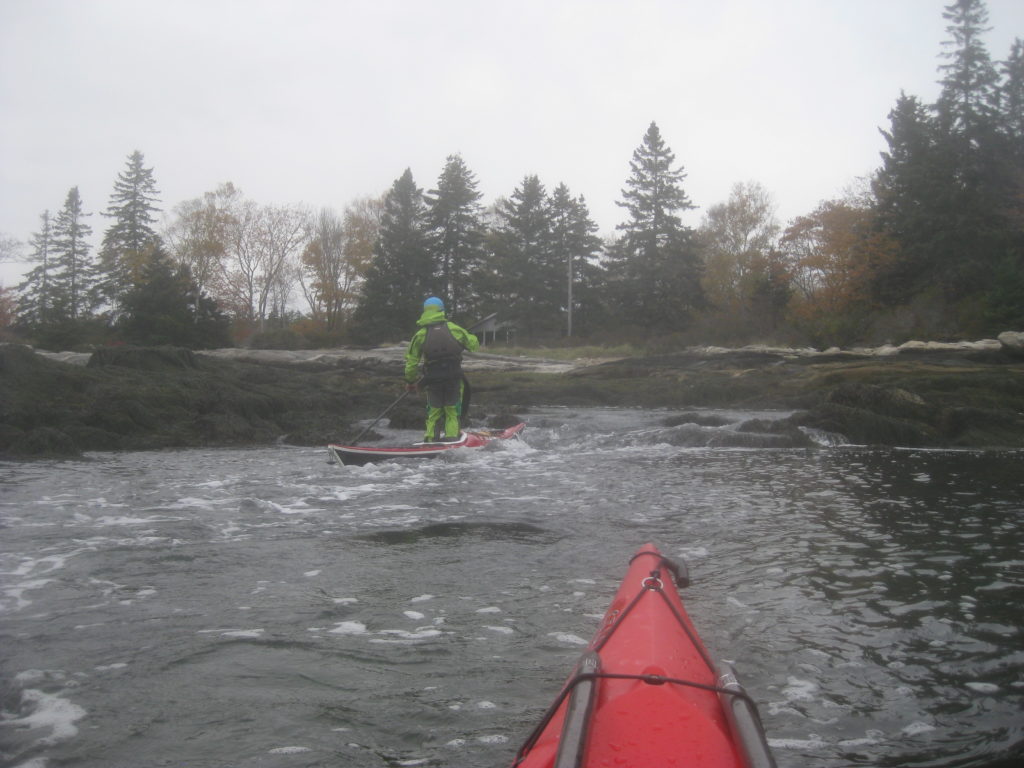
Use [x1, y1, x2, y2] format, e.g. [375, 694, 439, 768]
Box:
[487, 175, 562, 339]
[49, 187, 95, 321]
[17, 211, 57, 326]
[987, 37, 1024, 329]
[870, 1, 1021, 332]
[426, 154, 485, 318]
[1001, 39, 1024, 147]
[936, 0, 1013, 303]
[549, 184, 602, 338]
[607, 122, 703, 331]
[119, 244, 229, 348]
[350, 169, 433, 343]
[872, 93, 955, 301]
[96, 150, 162, 313]
[937, 0, 1000, 139]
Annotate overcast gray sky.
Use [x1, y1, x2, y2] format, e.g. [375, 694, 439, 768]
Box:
[2, 0, 1022, 287]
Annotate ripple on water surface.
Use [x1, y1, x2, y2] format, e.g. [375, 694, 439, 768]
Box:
[1, 415, 1022, 767]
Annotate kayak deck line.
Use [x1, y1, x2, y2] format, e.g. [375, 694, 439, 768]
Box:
[511, 543, 776, 768]
[411, 433, 470, 446]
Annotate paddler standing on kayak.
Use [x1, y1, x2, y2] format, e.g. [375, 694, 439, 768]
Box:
[404, 297, 480, 443]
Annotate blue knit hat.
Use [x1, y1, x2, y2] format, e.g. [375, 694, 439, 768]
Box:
[423, 296, 444, 310]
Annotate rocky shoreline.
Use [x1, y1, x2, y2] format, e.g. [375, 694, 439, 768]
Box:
[2, 334, 1023, 459]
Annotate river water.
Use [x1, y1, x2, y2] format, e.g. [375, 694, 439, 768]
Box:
[1, 407, 1022, 768]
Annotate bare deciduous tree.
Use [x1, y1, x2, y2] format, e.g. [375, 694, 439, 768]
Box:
[299, 197, 381, 331]
[164, 183, 243, 298]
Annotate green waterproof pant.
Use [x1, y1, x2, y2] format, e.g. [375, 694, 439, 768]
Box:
[424, 378, 463, 440]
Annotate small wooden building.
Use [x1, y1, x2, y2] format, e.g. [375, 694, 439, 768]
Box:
[469, 313, 515, 346]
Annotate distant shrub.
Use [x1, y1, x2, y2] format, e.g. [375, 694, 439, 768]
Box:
[248, 328, 305, 350]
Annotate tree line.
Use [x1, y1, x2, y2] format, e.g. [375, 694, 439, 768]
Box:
[3, 0, 1021, 351]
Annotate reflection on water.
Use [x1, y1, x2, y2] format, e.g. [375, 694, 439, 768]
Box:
[0, 409, 1021, 767]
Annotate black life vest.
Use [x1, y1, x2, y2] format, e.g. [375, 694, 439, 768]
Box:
[421, 322, 465, 383]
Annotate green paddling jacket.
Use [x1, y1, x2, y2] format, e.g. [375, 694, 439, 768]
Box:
[404, 305, 480, 383]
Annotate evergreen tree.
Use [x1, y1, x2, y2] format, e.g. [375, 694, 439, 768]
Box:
[935, 0, 1014, 304]
[16, 211, 58, 326]
[49, 187, 95, 321]
[872, 3, 1020, 326]
[999, 38, 1024, 145]
[485, 175, 562, 339]
[96, 150, 162, 313]
[426, 154, 485, 318]
[606, 122, 703, 331]
[119, 243, 230, 348]
[871, 93, 955, 301]
[548, 183, 602, 337]
[937, 0, 1000, 139]
[987, 37, 1024, 329]
[350, 169, 433, 343]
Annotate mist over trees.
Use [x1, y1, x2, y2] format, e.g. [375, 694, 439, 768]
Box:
[3, 0, 1021, 352]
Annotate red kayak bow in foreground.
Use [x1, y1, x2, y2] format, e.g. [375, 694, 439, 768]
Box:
[512, 543, 776, 768]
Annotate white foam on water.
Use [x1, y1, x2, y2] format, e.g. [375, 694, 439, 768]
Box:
[193, 479, 232, 488]
[782, 676, 819, 702]
[965, 682, 999, 694]
[196, 628, 264, 638]
[476, 734, 509, 744]
[476, 606, 501, 613]
[4, 688, 86, 746]
[404, 610, 425, 620]
[15, 670, 65, 685]
[304, 570, 321, 577]
[768, 734, 828, 750]
[2, 578, 53, 612]
[410, 594, 434, 603]
[548, 632, 588, 646]
[679, 546, 709, 559]
[837, 730, 884, 747]
[328, 621, 367, 635]
[219, 629, 264, 639]
[902, 721, 936, 735]
[485, 625, 514, 634]
[976, 581, 1016, 592]
[476, 701, 497, 709]
[9, 552, 82, 577]
[269, 746, 311, 754]
[370, 628, 443, 643]
[94, 663, 128, 672]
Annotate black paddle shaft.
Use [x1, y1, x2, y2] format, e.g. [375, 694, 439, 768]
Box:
[349, 378, 422, 445]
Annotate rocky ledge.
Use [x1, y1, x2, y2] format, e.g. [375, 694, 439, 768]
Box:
[2, 333, 1022, 459]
